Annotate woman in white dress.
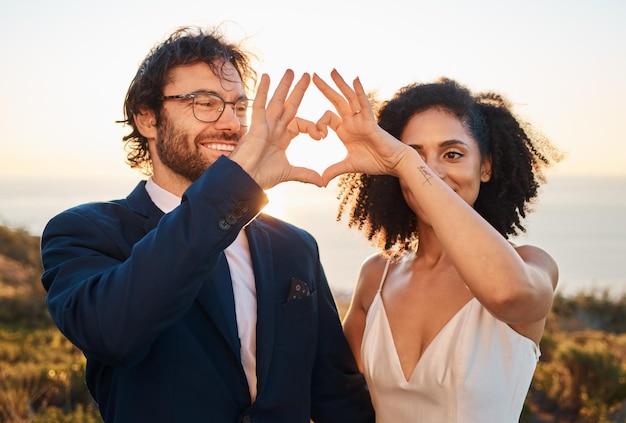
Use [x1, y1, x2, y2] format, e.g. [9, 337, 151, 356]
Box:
[313, 71, 561, 422]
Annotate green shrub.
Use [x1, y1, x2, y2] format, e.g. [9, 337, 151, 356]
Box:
[2, 223, 626, 422]
[532, 330, 626, 422]
[552, 291, 626, 333]
[0, 328, 100, 422]
[0, 225, 42, 271]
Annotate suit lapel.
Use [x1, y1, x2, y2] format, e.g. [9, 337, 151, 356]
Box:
[195, 252, 242, 360]
[246, 220, 276, 396]
[126, 182, 242, 360]
[128, 182, 241, 357]
[125, 181, 163, 225]
[130, 181, 279, 398]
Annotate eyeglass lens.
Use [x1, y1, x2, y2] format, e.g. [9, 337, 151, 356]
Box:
[193, 93, 251, 125]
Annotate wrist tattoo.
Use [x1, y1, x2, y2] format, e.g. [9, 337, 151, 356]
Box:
[418, 166, 433, 185]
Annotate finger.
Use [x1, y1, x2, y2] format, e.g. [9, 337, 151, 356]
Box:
[329, 69, 355, 97]
[289, 117, 325, 140]
[315, 117, 329, 139]
[352, 76, 375, 119]
[316, 110, 343, 133]
[330, 69, 361, 114]
[250, 73, 271, 124]
[282, 73, 311, 123]
[312, 73, 352, 117]
[266, 69, 296, 119]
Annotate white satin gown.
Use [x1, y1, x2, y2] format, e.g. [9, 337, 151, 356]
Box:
[361, 261, 540, 422]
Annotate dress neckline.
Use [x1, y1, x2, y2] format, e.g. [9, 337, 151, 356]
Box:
[375, 291, 476, 382]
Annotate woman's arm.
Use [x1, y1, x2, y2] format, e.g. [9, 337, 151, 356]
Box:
[313, 70, 558, 329]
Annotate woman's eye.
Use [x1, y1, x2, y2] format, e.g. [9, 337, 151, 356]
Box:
[444, 151, 463, 159]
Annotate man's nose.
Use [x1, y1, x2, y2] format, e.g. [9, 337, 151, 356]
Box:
[214, 104, 243, 131]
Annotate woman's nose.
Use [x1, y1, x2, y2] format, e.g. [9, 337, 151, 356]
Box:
[424, 157, 445, 179]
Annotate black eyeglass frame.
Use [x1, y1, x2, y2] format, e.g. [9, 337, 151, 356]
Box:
[160, 92, 252, 126]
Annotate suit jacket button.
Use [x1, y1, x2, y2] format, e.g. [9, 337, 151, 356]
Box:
[225, 213, 237, 225]
[218, 219, 231, 231]
[237, 201, 249, 213]
[232, 206, 244, 218]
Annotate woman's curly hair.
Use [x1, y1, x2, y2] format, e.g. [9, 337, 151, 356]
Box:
[337, 78, 562, 255]
[118, 26, 257, 175]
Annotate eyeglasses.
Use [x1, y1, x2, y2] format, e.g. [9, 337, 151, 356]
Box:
[160, 92, 252, 126]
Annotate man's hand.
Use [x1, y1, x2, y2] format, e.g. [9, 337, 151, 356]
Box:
[229, 70, 325, 189]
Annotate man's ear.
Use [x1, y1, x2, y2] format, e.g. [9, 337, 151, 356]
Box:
[480, 155, 492, 183]
[134, 107, 158, 139]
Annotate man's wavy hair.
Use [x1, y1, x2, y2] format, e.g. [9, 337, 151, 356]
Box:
[118, 26, 257, 175]
[337, 78, 562, 255]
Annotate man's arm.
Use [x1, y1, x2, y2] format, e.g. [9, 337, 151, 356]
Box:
[41, 158, 266, 366]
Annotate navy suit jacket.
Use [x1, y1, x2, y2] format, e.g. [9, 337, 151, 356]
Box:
[41, 157, 374, 423]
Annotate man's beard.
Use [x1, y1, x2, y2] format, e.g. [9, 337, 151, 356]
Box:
[156, 118, 240, 182]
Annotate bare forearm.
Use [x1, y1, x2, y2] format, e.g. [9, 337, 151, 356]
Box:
[395, 151, 552, 322]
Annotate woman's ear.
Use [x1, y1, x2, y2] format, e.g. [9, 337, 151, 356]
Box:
[480, 155, 492, 182]
[134, 107, 158, 139]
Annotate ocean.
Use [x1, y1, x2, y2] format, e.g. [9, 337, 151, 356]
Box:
[1, 174, 625, 298]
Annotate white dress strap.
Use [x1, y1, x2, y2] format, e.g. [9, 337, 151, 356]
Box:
[377, 259, 391, 292]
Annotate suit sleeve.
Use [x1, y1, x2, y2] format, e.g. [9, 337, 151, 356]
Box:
[41, 157, 267, 366]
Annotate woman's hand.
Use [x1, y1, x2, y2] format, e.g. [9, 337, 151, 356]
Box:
[313, 69, 412, 184]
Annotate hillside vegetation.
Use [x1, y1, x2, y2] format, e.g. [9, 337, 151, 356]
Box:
[1, 224, 625, 422]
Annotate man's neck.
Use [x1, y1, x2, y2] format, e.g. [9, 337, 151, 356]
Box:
[151, 168, 192, 198]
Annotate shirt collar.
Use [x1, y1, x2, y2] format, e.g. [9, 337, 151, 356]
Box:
[145, 177, 181, 213]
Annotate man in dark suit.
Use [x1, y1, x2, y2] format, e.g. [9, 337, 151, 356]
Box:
[40, 26, 374, 423]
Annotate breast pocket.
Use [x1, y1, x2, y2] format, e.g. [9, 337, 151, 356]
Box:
[281, 291, 317, 320]
[277, 291, 318, 361]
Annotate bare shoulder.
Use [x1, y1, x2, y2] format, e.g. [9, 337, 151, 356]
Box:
[513, 243, 559, 290]
[353, 253, 389, 313]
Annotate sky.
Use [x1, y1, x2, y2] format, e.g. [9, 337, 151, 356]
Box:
[1, 0, 625, 181]
[1, 0, 625, 298]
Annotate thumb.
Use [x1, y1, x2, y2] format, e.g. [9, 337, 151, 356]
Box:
[289, 166, 325, 187]
[322, 160, 352, 186]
